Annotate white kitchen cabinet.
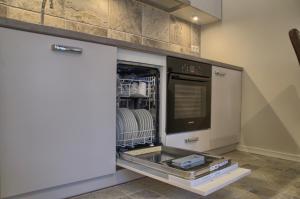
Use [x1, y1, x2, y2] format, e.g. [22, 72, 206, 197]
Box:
[210, 66, 242, 149]
[171, 0, 222, 25]
[190, 0, 222, 19]
[0, 28, 117, 198]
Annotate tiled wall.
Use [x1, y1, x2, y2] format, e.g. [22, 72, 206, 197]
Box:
[0, 0, 201, 56]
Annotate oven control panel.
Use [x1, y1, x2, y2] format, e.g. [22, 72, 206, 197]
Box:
[167, 56, 212, 77]
[181, 64, 201, 74]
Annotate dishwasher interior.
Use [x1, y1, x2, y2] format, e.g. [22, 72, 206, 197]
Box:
[116, 62, 160, 150]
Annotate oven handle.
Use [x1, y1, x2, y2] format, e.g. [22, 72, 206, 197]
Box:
[170, 73, 210, 82]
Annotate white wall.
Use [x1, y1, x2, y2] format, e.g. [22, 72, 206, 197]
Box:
[201, 0, 300, 156]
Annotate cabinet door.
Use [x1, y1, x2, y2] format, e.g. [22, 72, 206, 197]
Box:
[210, 66, 242, 149]
[0, 28, 117, 198]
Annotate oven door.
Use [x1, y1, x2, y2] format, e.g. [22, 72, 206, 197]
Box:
[167, 73, 211, 134]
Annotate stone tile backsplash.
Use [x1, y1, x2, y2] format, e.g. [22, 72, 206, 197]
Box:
[142, 5, 170, 42]
[0, 4, 7, 18]
[0, 0, 201, 56]
[170, 16, 191, 47]
[109, 0, 142, 35]
[65, 0, 108, 27]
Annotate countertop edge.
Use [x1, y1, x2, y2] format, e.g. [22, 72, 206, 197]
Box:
[0, 17, 243, 71]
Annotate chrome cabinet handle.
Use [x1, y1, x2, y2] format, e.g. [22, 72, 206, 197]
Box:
[214, 70, 226, 77]
[185, 137, 199, 143]
[51, 44, 83, 54]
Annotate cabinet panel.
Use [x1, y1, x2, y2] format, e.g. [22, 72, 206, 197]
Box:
[0, 28, 117, 198]
[210, 67, 242, 149]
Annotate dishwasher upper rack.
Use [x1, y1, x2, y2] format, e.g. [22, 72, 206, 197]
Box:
[117, 76, 156, 99]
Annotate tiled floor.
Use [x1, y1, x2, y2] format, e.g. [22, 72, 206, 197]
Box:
[71, 151, 300, 199]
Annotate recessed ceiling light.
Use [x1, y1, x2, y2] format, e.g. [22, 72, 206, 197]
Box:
[192, 16, 199, 21]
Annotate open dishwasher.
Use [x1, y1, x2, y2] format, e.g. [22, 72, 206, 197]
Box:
[116, 60, 250, 196]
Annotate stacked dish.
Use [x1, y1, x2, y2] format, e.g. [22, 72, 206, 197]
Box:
[132, 109, 155, 144]
[117, 108, 139, 147]
[116, 108, 154, 147]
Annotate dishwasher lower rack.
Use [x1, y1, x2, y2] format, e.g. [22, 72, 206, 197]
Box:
[117, 129, 155, 148]
[118, 146, 233, 180]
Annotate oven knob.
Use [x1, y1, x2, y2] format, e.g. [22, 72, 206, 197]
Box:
[182, 64, 188, 73]
[190, 65, 195, 73]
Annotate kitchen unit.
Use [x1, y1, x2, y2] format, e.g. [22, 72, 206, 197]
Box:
[0, 26, 246, 199]
[0, 0, 298, 198]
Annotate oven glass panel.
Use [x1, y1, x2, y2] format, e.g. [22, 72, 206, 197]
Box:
[174, 84, 207, 119]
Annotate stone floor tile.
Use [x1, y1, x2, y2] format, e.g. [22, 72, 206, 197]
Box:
[208, 186, 260, 199]
[117, 179, 149, 195]
[129, 190, 162, 199]
[88, 186, 127, 199]
[271, 193, 300, 199]
[240, 163, 261, 171]
[155, 187, 200, 199]
[118, 196, 133, 199]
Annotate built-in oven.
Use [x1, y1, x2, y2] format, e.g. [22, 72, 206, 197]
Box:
[166, 56, 212, 134]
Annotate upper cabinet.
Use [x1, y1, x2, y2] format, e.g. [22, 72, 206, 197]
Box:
[171, 0, 222, 25]
[190, 0, 222, 19]
[138, 0, 222, 25]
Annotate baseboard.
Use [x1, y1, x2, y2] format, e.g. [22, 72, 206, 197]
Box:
[237, 145, 300, 162]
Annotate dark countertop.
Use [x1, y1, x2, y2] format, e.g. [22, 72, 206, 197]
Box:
[0, 17, 243, 71]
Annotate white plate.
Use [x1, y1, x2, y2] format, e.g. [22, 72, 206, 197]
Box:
[139, 110, 146, 138]
[132, 110, 140, 144]
[142, 109, 154, 139]
[141, 110, 149, 142]
[125, 109, 133, 144]
[126, 109, 138, 144]
[147, 111, 154, 130]
[132, 109, 149, 143]
[118, 109, 131, 142]
[129, 110, 138, 131]
[139, 110, 146, 131]
[135, 110, 144, 143]
[116, 110, 124, 145]
[132, 110, 143, 131]
[142, 109, 150, 131]
[116, 113, 125, 145]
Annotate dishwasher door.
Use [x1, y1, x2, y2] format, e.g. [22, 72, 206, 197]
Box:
[117, 146, 251, 196]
